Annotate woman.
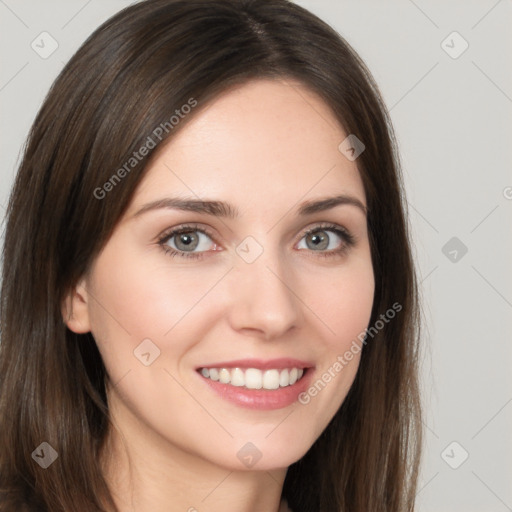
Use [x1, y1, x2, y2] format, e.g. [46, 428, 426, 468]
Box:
[0, 0, 422, 510]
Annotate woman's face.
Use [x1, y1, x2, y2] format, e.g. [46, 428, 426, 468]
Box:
[65, 79, 374, 471]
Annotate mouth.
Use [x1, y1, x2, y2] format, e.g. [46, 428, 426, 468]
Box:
[195, 358, 314, 410]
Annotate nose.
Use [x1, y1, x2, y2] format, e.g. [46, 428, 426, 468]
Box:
[226, 248, 302, 341]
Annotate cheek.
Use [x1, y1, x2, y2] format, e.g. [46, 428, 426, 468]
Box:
[296, 255, 374, 426]
[332, 269, 374, 343]
[85, 242, 229, 376]
[307, 253, 375, 348]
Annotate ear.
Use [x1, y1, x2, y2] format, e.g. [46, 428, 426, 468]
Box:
[61, 279, 92, 334]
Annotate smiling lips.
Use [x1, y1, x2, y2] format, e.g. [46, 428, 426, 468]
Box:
[196, 358, 314, 410]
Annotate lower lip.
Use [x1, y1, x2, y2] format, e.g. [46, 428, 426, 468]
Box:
[198, 369, 314, 410]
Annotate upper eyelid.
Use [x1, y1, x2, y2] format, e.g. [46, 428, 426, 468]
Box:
[157, 223, 215, 243]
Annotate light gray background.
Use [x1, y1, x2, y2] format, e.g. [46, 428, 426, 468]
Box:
[1, 1, 511, 511]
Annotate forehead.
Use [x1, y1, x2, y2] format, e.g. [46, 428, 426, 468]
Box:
[128, 78, 366, 215]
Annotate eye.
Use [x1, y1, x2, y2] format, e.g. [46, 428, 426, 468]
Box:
[296, 224, 355, 258]
[157, 224, 218, 260]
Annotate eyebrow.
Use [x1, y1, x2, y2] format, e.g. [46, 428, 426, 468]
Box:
[131, 194, 367, 219]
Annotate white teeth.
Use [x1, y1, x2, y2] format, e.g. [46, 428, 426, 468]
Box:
[231, 368, 245, 387]
[245, 368, 262, 389]
[219, 368, 230, 384]
[263, 369, 280, 390]
[199, 367, 306, 390]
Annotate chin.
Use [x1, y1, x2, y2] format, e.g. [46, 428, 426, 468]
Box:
[209, 429, 316, 472]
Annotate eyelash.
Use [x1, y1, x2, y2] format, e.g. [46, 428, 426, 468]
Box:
[157, 222, 356, 261]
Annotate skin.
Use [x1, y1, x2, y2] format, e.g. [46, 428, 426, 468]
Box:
[63, 78, 375, 512]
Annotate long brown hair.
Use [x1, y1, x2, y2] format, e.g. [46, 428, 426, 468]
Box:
[0, 1, 422, 510]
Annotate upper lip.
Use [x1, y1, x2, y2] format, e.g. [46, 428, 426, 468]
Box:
[196, 358, 314, 370]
